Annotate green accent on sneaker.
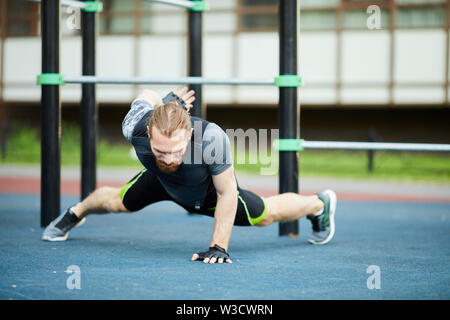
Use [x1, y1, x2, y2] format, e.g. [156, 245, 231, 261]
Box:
[322, 211, 330, 229]
[318, 192, 330, 230]
[120, 169, 146, 201]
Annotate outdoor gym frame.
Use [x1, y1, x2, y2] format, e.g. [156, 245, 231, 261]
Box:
[38, 0, 449, 236]
[38, 0, 302, 237]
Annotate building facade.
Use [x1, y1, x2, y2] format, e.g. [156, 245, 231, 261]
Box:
[1, 0, 449, 142]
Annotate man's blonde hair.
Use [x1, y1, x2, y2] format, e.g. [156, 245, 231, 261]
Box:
[148, 102, 192, 139]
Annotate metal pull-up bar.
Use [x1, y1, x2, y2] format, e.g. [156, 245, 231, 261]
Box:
[143, 0, 199, 10]
[273, 139, 450, 153]
[302, 141, 450, 152]
[62, 75, 280, 86]
[38, 74, 303, 86]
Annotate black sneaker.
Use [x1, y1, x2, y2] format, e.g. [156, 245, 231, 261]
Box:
[42, 207, 86, 241]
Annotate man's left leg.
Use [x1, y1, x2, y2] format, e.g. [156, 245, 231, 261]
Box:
[257, 190, 337, 245]
[257, 193, 323, 226]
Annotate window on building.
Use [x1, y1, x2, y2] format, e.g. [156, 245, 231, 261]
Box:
[100, 0, 137, 35]
[241, 0, 278, 7]
[396, 0, 446, 4]
[5, 0, 39, 37]
[343, 0, 388, 3]
[300, 0, 339, 31]
[301, 0, 339, 9]
[301, 11, 337, 31]
[238, 0, 277, 31]
[140, 1, 186, 35]
[238, 0, 338, 32]
[99, 0, 184, 35]
[396, 6, 446, 28]
[344, 9, 390, 29]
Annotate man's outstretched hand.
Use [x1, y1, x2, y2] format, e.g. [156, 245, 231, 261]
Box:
[133, 87, 195, 111]
[173, 87, 195, 112]
[191, 244, 232, 264]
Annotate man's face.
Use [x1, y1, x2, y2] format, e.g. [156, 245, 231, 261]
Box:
[148, 126, 192, 173]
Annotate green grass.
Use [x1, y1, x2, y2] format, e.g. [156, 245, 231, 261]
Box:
[3, 122, 140, 168]
[2, 122, 450, 183]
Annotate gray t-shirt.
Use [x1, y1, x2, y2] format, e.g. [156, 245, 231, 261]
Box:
[122, 99, 233, 208]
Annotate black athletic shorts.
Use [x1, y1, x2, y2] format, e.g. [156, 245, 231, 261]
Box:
[119, 169, 267, 226]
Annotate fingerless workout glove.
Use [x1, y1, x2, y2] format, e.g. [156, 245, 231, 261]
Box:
[162, 91, 188, 111]
[197, 244, 230, 261]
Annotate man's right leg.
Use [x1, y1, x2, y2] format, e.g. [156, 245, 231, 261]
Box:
[42, 169, 171, 241]
[71, 186, 128, 219]
[42, 186, 127, 241]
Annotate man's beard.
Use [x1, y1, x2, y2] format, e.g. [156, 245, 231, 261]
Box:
[156, 159, 181, 173]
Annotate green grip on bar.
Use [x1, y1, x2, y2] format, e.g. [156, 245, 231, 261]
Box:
[273, 139, 304, 151]
[190, 1, 208, 12]
[37, 73, 64, 85]
[83, 1, 103, 13]
[274, 75, 303, 87]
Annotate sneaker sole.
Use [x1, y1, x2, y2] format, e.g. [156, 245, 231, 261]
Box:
[42, 233, 69, 242]
[309, 189, 337, 245]
[41, 219, 83, 241]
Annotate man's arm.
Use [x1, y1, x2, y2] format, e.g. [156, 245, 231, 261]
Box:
[122, 90, 160, 142]
[210, 166, 238, 251]
[191, 166, 237, 264]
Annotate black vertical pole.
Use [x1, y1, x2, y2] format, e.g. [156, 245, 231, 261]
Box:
[81, 1, 97, 200]
[188, 0, 203, 118]
[278, 0, 299, 237]
[41, 0, 61, 227]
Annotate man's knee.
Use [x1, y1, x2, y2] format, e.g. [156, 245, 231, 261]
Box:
[107, 198, 128, 213]
[254, 197, 274, 227]
[100, 187, 129, 213]
[255, 216, 273, 227]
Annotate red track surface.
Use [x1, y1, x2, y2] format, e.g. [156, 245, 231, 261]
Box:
[1, 176, 449, 203]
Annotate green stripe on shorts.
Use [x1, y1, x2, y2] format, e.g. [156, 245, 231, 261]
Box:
[238, 191, 267, 226]
[120, 169, 147, 201]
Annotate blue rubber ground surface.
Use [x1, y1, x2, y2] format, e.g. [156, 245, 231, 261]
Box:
[0, 194, 449, 300]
